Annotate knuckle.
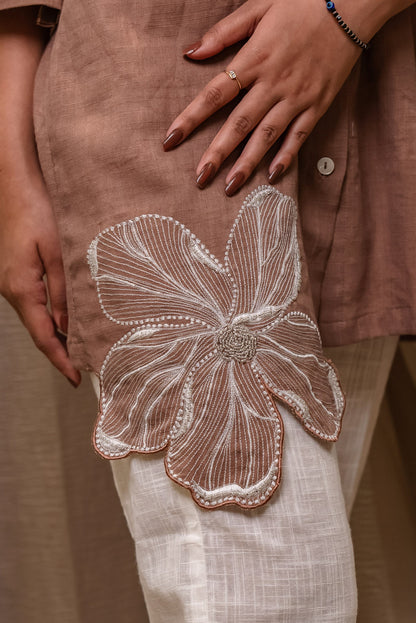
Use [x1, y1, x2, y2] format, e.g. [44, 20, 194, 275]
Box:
[250, 43, 269, 66]
[240, 157, 257, 174]
[5, 277, 46, 309]
[207, 24, 226, 46]
[183, 112, 198, 129]
[204, 85, 224, 109]
[261, 124, 279, 145]
[279, 67, 293, 82]
[282, 152, 294, 167]
[33, 334, 48, 353]
[294, 129, 309, 144]
[3, 277, 25, 303]
[232, 115, 252, 137]
[209, 147, 227, 163]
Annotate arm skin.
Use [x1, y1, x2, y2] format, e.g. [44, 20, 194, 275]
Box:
[0, 7, 81, 387]
[164, 0, 416, 196]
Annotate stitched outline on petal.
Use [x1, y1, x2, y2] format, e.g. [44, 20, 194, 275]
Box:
[87, 185, 345, 509]
[87, 214, 234, 328]
[224, 185, 302, 324]
[164, 354, 284, 510]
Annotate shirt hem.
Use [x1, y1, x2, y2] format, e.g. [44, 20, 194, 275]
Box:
[319, 305, 416, 347]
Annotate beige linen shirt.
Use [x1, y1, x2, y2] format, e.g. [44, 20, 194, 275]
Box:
[1, 0, 416, 373]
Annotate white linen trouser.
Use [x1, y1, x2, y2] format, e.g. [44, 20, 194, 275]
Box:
[90, 336, 398, 622]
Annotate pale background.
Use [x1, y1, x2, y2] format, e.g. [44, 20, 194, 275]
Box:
[1, 296, 415, 622]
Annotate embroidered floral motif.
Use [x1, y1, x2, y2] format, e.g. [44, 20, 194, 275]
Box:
[87, 185, 345, 509]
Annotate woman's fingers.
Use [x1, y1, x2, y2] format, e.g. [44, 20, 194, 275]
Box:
[164, 2, 269, 151]
[182, 1, 261, 59]
[268, 109, 317, 182]
[217, 101, 306, 196]
[0, 211, 81, 386]
[4, 266, 81, 386]
[163, 68, 250, 152]
[20, 293, 81, 386]
[198, 102, 318, 196]
[37, 230, 81, 385]
[195, 84, 275, 188]
[164, 32, 279, 156]
[164, 0, 365, 193]
[163, 0, 315, 191]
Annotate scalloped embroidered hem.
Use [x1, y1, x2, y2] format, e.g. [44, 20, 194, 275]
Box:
[87, 185, 345, 509]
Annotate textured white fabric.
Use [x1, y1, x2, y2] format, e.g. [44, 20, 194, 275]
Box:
[89, 335, 398, 622]
[325, 336, 399, 516]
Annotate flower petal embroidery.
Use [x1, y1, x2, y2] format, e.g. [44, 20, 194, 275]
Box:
[88, 184, 346, 509]
[224, 186, 301, 325]
[253, 312, 345, 440]
[87, 215, 233, 328]
[165, 354, 283, 509]
[94, 323, 215, 457]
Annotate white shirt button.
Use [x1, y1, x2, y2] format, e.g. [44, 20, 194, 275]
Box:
[317, 157, 335, 176]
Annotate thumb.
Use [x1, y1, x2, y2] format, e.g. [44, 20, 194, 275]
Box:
[183, 2, 263, 59]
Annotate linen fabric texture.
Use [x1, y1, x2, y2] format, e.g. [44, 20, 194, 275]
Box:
[0, 1, 414, 505]
[0, 0, 416, 370]
[90, 335, 399, 623]
[0, 0, 410, 371]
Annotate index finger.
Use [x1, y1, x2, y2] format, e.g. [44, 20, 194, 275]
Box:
[163, 69, 246, 151]
[20, 300, 81, 386]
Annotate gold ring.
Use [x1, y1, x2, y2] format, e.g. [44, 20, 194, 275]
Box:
[223, 69, 242, 93]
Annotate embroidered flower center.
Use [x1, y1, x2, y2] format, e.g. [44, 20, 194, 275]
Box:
[216, 325, 257, 362]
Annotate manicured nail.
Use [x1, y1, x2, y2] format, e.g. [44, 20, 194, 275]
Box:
[183, 41, 201, 56]
[163, 129, 184, 152]
[268, 164, 284, 185]
[58, 313, 68, 335]
[66, 376, 79, 388]
[196, 162, 216, 189]
[225, 172, 245, 197]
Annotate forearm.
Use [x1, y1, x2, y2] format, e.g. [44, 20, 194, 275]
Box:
[0, 6, 47, 189]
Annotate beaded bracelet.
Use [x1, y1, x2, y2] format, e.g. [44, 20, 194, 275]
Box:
[325, 2, 370, 50]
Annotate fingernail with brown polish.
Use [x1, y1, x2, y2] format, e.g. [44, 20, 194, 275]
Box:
[183, 41, 201, 56]
[268, 164, 284, 185]
[163, 129, 184, 152]
[196, 162, 216, 189]
[67, 376, 79, 389]
[225, 172, 245, 197]
[58, 313, 68, 335]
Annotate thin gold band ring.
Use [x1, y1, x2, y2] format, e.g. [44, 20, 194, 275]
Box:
[223, 69, 242, 93]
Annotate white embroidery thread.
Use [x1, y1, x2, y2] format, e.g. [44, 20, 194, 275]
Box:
[88, 185, 345, 509]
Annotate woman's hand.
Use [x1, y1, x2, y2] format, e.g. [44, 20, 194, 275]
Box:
[0, 7, 80, 387]
[0, 175, 81, 388]
[163, 0, 392, 195]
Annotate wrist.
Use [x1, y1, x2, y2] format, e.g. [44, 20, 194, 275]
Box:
[327, 0, 407, 45]
[0, 135, 41, 176]
[0, 152, 47, 205]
